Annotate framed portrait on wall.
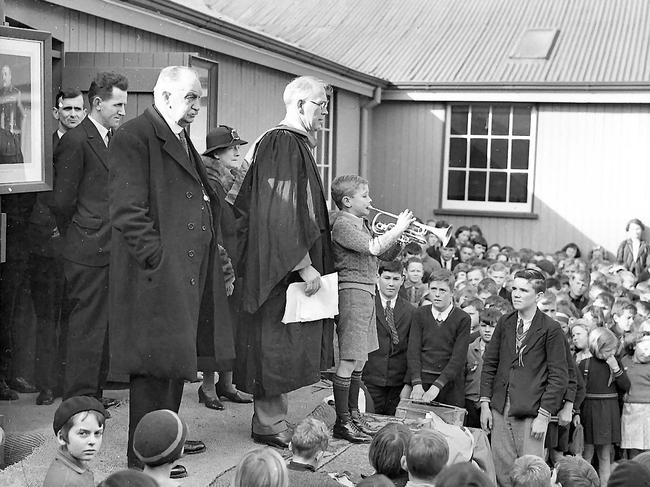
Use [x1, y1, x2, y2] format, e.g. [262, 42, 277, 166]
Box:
[0, 26, 51, 193]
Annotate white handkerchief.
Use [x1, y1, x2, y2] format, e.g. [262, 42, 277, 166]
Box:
[282, 272, 339, 324]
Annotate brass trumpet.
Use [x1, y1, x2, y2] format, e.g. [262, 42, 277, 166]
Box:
[370, 206, 453, 247]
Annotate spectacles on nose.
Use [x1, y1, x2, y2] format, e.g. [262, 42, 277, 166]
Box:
[308, 100, 329, 110]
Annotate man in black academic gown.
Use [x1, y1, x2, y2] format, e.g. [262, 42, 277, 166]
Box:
[234, 76, 335, 448]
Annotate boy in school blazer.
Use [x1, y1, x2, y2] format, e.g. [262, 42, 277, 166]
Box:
[480, 269, 568, 487]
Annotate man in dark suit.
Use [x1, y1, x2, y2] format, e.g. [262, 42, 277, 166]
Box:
[479, 269, 568, 487]
[363, 260, 414, 416]
[28, 88, 85, 405]
[50, 73, 128, 406]
[109, 66, 234, 477]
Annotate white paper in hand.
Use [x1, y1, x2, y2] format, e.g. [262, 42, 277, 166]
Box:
[282, 272, 339, 324]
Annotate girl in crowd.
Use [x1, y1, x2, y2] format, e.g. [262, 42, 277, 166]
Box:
[579, 328, 630, 486]
[621, 337, 650, 458]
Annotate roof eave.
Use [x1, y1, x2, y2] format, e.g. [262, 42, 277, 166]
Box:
[388, 81, 650, 91]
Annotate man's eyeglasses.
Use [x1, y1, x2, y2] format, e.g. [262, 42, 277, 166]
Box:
[308, 100, 329, 110]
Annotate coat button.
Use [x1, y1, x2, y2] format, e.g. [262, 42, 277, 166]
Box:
[187, 223, 195, 230]
[201, 225, 207, 231]
[190, 278, 196, 286]
[188, 250, 195, 258]
[186, 191, 193, 199]
[98, 248, 103, 253]
[201, 205, 205, 211]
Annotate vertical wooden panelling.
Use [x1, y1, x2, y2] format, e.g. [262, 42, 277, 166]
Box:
[370, 101, 444, 219]
[334, 89, 361, 177]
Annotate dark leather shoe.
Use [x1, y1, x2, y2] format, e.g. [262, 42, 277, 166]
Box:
[0, 380, 18, 401]
[216, 386, 253, 404]
[170, 464, 188, 479]
[101, 396, 120, 409]
[198, 386, 225, 410]
[251, 429, 292, 449]
[351, 410, 379, 437]
[36, 389, 55, 405]
[9, 377, 37, 393]
[184, 439, 206, 455]
[333, 420, 371, 443]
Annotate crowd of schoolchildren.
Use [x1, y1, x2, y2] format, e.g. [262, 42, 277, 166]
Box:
[40, 169, 650, 487]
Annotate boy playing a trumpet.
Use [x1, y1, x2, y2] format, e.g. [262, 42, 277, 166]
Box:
[330, 175, 414, 443]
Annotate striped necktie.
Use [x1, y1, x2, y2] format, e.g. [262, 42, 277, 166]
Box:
[385, 300, 399, 345]
[516, 318, 526, 352]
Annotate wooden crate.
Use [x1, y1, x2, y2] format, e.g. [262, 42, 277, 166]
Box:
[395, 398, 467, 426]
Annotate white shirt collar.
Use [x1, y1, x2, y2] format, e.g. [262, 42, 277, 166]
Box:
[57, 129, 66, 140]
[378, 290, 398, 310]
[88, 114, 109, 145]
[431, 303, 453, 321]
[155, 104, 184, 135]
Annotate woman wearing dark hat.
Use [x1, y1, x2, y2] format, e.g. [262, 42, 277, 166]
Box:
[198, 125, 253, 410]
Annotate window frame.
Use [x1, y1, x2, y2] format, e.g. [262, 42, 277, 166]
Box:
[314, 89, 335, 208]
[441, 102, 538, 214]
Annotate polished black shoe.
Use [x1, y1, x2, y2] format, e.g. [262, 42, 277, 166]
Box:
[251, 429, 292, 449]
[100, 396, 120, 409]
[0, 380, 18, 401]
[216, 385, 253, 404]
[170, 464, 188, 479]
[351, 410, 379, 437]
[198, 386, 225, 410]
[184, 439, 206, 455]
[36, 389, 55, 405]
[333, 420, 372, 443]
[9, 377, 37, 393]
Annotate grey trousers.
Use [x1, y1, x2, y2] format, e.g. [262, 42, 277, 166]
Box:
[253, 393, 289, 435]
[491, 397, 546, 487]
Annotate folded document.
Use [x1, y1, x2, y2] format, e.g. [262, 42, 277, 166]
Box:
[282, 272, 339, 323]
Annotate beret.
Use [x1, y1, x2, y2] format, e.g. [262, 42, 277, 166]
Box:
[53, 396, 106, 434]
[133, 409, 188, 467]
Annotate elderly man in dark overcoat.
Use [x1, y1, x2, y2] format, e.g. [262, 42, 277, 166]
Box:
[108, 66, 234, 475]
[234, 75, 334, 448]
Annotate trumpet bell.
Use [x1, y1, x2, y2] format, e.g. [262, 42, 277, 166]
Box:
[369, 206, 453, 247]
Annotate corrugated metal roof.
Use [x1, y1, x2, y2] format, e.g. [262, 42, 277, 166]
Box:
[173, 0, 650, 85]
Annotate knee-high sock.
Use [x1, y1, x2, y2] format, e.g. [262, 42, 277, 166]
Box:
[333, 374, 351, 422]
[349, 370, 362, 412]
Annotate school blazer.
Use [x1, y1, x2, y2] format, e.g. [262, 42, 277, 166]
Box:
[480, 309, 568, 418]
[363, 295, 414, 387]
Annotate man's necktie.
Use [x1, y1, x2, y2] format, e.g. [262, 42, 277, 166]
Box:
[105, 130, 112, 147]
[385, 300, 399, 345]
[178, 130, 190, 159]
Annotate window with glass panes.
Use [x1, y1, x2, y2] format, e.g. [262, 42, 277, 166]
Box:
[314, 91, 334, 207]
[442, 104, 536, 213]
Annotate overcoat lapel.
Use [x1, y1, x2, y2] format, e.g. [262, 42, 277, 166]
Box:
[83, 118, 109, 170]
[145, 106, 200, 182]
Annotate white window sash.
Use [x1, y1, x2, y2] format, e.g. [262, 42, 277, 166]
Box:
[441, 103, 537, 213]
